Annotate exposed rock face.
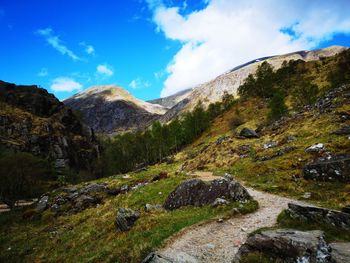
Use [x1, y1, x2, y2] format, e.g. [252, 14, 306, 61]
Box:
[239, 128, 259, 138]
[115, 208, 140, 231]
[148, 88, 192, 109]
[159, 46, 347, 121]
[303, 155, 350, 182]
[164, 177, 251, 210]
[0, 80, 99, 171]
[329, 243, 350, 263]
[64, 85, 166, 134]
[288, 203, 350, 231]
[234, 229, 332, 263]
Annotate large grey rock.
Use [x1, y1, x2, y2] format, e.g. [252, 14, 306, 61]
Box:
[288, 203, 350, 231]
[141, 252, 173, 263]
[35, 195, 49, 213]
[234, 229, 331, 263]
[115, 208, 140, 231]
[239, 128, 259, 138]
[329, 243, 350, 263]
[164, 177, 251, 210]
[303, 155, 350, 182]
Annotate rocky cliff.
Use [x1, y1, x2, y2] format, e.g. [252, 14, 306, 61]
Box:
[0, 80, 99, 171]
[64, 85, 167, 134]
[147, 88, 192, 109]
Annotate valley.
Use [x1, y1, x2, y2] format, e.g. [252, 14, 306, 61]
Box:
[1, 47, 350, 263]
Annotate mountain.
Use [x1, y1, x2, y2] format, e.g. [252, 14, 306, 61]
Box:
[64, 85, 167, 134]
[0, 80, 99, 171]
[160, 45, 348, 122]
[147, 88, 192, 109]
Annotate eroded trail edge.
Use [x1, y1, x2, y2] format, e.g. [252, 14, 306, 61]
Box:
[158, 172, 305, 263]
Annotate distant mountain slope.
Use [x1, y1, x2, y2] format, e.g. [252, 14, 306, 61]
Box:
[64, 85, 167, 134]
[160, 45, 348, 122]
[0, 80, 99, 171]
[147, 88, 192, 109]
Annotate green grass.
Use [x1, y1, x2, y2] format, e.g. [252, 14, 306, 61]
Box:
[0, 164, 258, 263]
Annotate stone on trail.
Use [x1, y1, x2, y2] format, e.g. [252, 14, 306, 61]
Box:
[234, 229, 331, 263]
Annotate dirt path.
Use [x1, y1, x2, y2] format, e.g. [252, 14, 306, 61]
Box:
[158, 172, 305, 263]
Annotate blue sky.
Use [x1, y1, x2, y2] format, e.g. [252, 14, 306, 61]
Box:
[1, 0, 350, 101]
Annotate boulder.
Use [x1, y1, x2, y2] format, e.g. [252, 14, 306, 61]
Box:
[79, 183, 107, 194]
[234, 229, 331, 263]
[163, 177, 251, 210]
[303, 155, 350, 182]
[329, 243, 350, 263]
[141, 252, 173, 263]
[239, 128, 259, 138]
[73, 195, 101, 211]
[115, 208, 140, 231]
[288, 203, 350, 231]
[35, 195, 49, 213]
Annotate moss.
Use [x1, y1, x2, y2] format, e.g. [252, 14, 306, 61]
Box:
[240, 252, 274, 263]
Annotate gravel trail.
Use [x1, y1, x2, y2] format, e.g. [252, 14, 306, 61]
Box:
[158, 172, 305, 263]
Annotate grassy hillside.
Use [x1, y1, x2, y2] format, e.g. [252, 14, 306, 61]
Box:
[0, 162, 258, 263]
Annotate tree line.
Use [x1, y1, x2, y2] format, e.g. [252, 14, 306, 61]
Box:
[97, 93, 235, 176]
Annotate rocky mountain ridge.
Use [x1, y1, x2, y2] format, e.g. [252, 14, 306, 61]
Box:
[64, 85, 167, 134]
[0, 80, 99, 171]
[159, 45, 348, 122]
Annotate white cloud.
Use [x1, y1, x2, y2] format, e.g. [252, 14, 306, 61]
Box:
[96, 64, 114, 77]
[147, 0, 350, 97]
[129, 78, 151, 89]
[37, 68, 48, 77]
[51, 77, 82, 92]
[80, 42, 95, 55]
[36, 28, 80, 61]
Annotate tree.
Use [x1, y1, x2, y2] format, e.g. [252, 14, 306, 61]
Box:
[267, 91, 288, 121]
[255, 61, 275, 98]
[292, 80, 319, 108]
[222, 91, 234, 110]
[238, 73, 256, 97]
[0, 152, 51, 208]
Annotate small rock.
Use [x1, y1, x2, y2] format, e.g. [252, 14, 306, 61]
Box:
[107, 187, 121, 196]
[263, 141, 278, 149]
[305, 143, 325, 153]
[141, 252, 173, 263]
[122, 174, 130, 179]
[36, 195, 49, 213]
[241, 227, 247, 232]
[239, 128, 259, 138]
[152, 172, 168, 182]
[121, 185, 129, 193]
[144, 204, 162, 212]
[115, 208, 140, 232]
[217, 218, 224, 223]
[302, 192, 312, 199]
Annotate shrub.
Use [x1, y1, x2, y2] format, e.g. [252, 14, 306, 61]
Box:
[267, 91, 288, 121]
[0, 151, 52, 208]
